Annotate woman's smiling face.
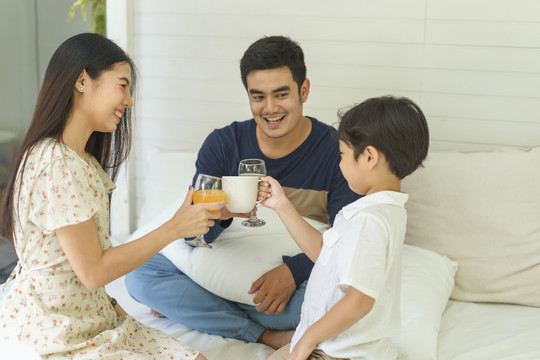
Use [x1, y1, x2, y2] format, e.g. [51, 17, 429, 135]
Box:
[80, 62, 133, 133]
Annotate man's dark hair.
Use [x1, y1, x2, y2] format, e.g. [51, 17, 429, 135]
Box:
[240, 36, 306, 93]
[337, 95, 430, 179]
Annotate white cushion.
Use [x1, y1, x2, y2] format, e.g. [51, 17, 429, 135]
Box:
[402, 146, 540, 307]
[393, 245, 457, 360]
[137, 148, 197, 228]
[130, 192, 456, 360]
[130, 203, 328, 304]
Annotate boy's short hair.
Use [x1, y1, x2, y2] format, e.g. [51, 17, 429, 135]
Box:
[240, 36, 306, 93]
[337, 95, 430, 179]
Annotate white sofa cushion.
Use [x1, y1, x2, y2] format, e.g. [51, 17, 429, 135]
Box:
[402, 146, 540, 307]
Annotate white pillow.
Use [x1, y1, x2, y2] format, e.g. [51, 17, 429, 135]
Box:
[393, 245, 457, 360]
[131, 202, 329, 304]
[189, 206, 328, 304]
[130, 193, 456, 360]
[137, 148, 197, 228]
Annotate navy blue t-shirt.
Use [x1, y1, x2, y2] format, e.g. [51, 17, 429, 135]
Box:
[193, 117, 359, 286]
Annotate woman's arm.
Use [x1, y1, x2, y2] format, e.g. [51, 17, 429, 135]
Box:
[289, 287, 375, 360]
[56, 187, 224, 290]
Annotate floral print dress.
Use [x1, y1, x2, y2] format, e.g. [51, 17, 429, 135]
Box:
[0, 138, 199, 359]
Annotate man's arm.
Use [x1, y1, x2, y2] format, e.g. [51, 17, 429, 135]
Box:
[288, 287, 375, 360]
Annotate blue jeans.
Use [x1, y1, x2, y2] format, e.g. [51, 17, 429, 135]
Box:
[125, 253, 306, 343]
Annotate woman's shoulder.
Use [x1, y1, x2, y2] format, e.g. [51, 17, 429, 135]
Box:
[22, 138, 89, 181]
[27, 138, 76, 164]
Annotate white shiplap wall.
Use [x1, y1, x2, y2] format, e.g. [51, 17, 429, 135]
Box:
[118, 0, 540, 233]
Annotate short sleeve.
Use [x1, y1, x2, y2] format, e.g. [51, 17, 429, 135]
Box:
[339, 215, 389, 299]
[27, 157, 102, 234]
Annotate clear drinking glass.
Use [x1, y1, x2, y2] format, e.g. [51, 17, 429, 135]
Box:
[185, 174, 225, 248]
[238, 159, 267, 227]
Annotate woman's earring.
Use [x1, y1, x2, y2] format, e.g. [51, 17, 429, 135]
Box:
[78, 85, 85, 93]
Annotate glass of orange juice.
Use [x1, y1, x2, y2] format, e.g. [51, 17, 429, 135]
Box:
[185, 174, 225, 248]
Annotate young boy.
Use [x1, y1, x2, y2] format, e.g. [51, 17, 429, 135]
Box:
[259, 95, 430, 360]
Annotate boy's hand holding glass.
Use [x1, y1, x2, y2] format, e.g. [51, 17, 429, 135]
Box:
[257, 176, 288, 211]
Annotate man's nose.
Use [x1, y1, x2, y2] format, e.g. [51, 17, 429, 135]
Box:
[263, 97, 277, 113]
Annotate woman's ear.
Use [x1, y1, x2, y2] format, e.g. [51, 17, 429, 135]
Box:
[75, 69, 88, 93]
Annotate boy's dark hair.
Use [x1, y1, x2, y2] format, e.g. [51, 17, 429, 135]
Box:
[240, 36, 306, 94]
[337, 95, 430, 179]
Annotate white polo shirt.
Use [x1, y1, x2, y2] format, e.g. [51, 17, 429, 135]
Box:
[291, 191, 408, 360]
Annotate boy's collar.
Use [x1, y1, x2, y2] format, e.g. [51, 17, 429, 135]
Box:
[341, 191, 408, 220]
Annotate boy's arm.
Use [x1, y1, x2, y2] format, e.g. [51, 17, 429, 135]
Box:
[290, 287, 375, 360]
[260, 176, 323, 262]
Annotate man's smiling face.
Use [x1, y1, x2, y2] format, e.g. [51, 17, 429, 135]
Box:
[246, 66, 309, 141]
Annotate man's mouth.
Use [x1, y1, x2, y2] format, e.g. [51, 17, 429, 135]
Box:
[263, 114, 286, 127]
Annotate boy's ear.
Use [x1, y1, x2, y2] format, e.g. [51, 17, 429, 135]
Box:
[364, 146, 380, 169]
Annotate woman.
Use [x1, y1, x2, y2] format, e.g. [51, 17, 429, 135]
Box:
[0, 33, 222, 359]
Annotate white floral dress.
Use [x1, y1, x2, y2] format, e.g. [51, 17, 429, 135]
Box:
[0, 138, 199, 359]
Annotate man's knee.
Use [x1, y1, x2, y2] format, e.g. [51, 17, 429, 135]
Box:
[124, 254, 176, 302]
[124, 270, 146, 303]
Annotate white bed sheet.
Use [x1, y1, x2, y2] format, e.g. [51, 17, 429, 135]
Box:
[3, 276, 540, 359]
[0, 276, 273, 360]
[438, 300, 540, 360]
[108, 277, 540, 360]
[105, 276, 274, 360]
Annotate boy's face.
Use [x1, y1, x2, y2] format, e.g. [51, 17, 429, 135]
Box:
[339, 140, 367, 195]
[246, 66, 309, 142]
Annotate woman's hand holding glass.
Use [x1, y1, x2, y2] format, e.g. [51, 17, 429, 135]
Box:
[170, 184, 224, 246]
[183, 174, 227, 248]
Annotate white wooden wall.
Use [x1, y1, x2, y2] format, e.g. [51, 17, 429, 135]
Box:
[112, 0, 540, 233]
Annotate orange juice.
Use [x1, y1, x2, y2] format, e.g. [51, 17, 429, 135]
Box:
[193, 189, 226, 212]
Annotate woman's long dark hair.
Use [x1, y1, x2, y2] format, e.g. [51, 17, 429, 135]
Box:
[0, 33, 137, 244]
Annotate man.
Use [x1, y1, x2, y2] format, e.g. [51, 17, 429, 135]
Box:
[125, 36, 358, 349]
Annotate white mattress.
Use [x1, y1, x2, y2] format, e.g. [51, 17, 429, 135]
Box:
[104, 276, 275, 360]
[107, 277, 540, 360]
[438, 300, 540, 360]
[2, 276, 540, 359]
